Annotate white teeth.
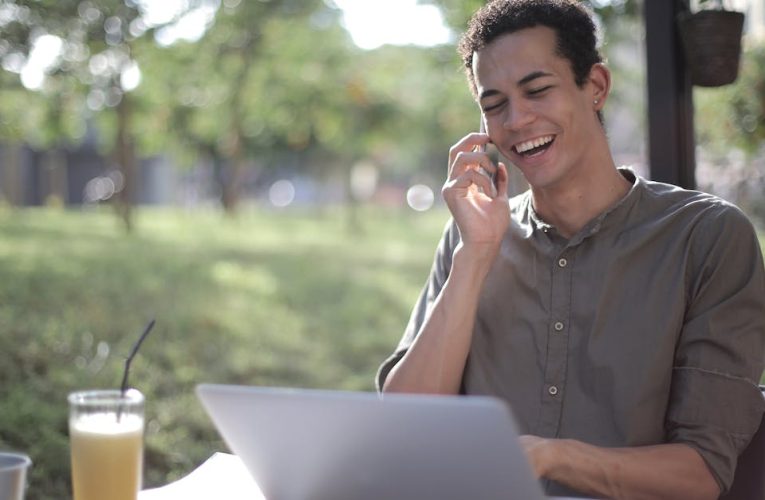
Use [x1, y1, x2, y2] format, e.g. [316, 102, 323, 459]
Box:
[515, 135, 554, 154]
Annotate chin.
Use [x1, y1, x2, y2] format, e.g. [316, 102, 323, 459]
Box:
[517, 165, 562, 191]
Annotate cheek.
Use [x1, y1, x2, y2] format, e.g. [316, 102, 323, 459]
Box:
[524, 98, 564, 128]
[484, 117, 504, 142]
[551, 103, 586, 138]
[483, 121, 514, 157]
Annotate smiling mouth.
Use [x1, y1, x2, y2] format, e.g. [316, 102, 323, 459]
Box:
[512, 135, 555, 157]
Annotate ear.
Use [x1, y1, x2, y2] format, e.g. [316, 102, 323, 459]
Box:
[588, 63, 611, 111]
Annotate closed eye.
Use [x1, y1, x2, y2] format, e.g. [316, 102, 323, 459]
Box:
[482, 100, 506, 113]
[528, 85, 553, 96]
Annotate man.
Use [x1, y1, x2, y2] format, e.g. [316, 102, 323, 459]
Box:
[376, 1, 765, 498]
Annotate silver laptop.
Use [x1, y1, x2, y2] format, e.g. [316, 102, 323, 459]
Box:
[196, 384, 547, 500]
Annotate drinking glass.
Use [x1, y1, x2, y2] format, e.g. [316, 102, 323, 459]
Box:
[68, 389, 144, 500]
[0, 452, 32, 500]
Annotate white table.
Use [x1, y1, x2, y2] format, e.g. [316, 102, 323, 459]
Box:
[140, 453, 597, 500]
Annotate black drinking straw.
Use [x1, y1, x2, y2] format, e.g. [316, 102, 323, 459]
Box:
[117, 319, 155, 421]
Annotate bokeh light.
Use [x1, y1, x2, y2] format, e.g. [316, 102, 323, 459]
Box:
[406, 184, 434, 212]
[268, 180, 296, 208]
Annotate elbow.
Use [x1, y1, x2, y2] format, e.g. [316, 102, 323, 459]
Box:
[694, 485, 720, 500]
[379, 365, 396, 393]
[380, 367, 456, 395]
[699, 476, 721, 500]
[380, 372, 420, 395]
[380, 366, 406, 394]
[380, 378, 394, 394]
[686, 467, 720, 500]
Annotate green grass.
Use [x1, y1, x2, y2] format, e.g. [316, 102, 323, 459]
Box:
[1, 206, 763, 499]
[0, 205, 449, 499]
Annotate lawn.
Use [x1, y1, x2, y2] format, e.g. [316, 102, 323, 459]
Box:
[1, 206, 762, 499]
[0, 205, 449, 499]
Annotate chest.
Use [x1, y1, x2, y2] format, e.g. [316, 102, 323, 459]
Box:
[465, 226, 694, 440]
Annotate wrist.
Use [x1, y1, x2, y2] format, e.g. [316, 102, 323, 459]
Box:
[453, 241, 500, 272]
[541, 439, 578, 482]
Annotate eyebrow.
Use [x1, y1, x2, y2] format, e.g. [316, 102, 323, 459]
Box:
[479, 71, 555, 100]
[518, 70, 553, 86]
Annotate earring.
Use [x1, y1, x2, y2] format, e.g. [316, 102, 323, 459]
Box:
[594, 99, 600, 104]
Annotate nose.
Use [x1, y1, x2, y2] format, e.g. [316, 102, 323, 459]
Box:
[502, 100, 535, 131]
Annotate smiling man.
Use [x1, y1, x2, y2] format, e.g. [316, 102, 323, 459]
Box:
[376, 1, 765, 498]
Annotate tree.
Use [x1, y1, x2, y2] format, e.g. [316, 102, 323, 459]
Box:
[0, 0, 205, 229]
[135, 0, 357, 214]
[136, 0, 468, 215]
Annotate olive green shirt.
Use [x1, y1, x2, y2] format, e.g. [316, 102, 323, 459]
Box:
[377, 169, 765, 496]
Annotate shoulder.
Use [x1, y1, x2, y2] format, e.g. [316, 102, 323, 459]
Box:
[637, 176, 756, 235]
[640, 176, 725, 212]
[636, 180, 764, 289]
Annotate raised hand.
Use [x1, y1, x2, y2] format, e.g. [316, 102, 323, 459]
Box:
[443, 132, 510, 250]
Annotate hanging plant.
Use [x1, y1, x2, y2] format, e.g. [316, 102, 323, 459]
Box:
[677, 0, 745, 87]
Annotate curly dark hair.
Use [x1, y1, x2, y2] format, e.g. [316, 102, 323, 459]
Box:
[457, 0, 603, 96]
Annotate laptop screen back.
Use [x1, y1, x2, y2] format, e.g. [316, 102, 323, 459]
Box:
[196, 384, 546, 500]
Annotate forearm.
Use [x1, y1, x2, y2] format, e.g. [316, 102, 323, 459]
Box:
[383, 244, 496, 394]
[534, 438, 719, 500]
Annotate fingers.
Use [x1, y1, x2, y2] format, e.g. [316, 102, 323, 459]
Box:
[445, 133, 509, 202]
[446, 168, 496, 197]
[448, 132, 491, 165]
[495, 162, 509, 199]
[449, 151, 497, 181]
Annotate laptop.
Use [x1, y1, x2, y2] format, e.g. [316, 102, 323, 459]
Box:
[196, 384, 547, 500]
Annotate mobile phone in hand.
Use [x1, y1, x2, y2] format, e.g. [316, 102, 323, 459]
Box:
[477, 117, 498, 191]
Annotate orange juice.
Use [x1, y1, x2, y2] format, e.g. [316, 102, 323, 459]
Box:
[69, 413, 144, 500]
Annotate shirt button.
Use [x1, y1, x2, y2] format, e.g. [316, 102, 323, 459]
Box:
[554, 321, 564, 332]
[548, 386, 559, 396]
[558, 258, 568, 268]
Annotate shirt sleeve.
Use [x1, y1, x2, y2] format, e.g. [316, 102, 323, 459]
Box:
[375, 219, 460, 392]
[665, 203, 765, 494]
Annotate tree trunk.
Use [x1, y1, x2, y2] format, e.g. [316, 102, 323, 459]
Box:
[219, 40, 258, 215]
[344, 160, 363, 235]
[44, 147, 68, 206]
[115, 94, 136, 232]
[220, 132, 246, 215]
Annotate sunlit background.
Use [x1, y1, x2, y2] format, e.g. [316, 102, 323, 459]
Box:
[1, 1, 764, 498]
[1, 0, 764, 220]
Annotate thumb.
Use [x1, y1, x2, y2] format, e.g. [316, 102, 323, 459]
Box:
[495, 162, 510, 198]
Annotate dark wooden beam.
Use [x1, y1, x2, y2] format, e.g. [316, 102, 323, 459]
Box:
[643, 0, 696, 189]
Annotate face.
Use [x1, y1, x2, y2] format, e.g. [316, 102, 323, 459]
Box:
[472, 26, 607, 191]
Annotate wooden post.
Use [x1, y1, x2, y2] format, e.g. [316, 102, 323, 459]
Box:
[644, 0, 696, 189]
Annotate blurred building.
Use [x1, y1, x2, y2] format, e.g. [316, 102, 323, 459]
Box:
[0, 141, 176, 207]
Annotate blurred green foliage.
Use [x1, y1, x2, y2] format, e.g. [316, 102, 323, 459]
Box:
[696, 42, 765, 156]
[0, 0, 659, 219]
[0, 206, 449, 499]
[0, 0, 480, 218]
[693, 41, 765, 225]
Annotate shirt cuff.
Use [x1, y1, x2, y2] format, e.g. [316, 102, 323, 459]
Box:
[666, 367, 765, 493]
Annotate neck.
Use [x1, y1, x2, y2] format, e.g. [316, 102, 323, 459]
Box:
[531, 159, 631, 239]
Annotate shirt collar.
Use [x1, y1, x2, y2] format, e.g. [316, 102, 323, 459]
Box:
[525, 167, 642, 245]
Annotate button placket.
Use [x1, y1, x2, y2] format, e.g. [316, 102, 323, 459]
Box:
[538, 250, 574, 436]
